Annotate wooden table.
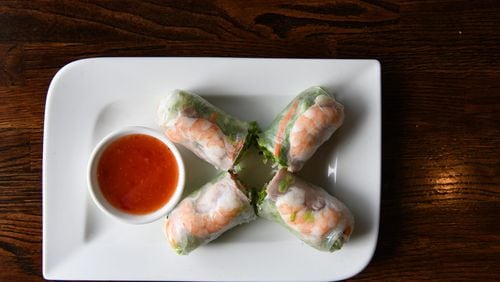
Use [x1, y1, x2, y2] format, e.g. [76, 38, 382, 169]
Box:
[1, 1, 498, 281]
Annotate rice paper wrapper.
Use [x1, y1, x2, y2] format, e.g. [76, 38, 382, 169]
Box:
[257, 169, 354, 252]
[258, 86, 344, 172]
[164, 172, 256, 255]
[157, 90, 256, 171]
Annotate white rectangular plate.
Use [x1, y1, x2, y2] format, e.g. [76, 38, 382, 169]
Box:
[43, 58, 381, 281]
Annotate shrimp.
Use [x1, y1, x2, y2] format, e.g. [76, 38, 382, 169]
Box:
[164, 115, 234, 170]
[259, 169, 354, 251]
[164, 205, 201, 247]
[288, 95, 344, 171]
[164, 174, 250, 250]
[276, 187, 341, 244]
[157, 90, 251, 171]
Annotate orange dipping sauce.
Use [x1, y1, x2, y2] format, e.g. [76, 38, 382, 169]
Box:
[97, 134, 179, 215]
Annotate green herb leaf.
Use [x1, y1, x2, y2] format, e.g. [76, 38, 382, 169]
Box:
[278, 173, 294, 193]
[257, 187, 268, 206]
[278, 181, 287, 193]
[303, 210, 315, 223]
[330, 239, 343, 251]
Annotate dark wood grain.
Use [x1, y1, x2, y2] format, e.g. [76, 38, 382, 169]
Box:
[0, 0, 499, 281]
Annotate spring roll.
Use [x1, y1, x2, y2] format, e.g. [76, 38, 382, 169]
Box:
[257, 169, 354, 252]
[164, 172, 256, 255]
[157, 90, 256, 171]
[258, 86, 344, 172]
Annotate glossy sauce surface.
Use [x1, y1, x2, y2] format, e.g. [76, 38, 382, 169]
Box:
[97, 134, 178, 215]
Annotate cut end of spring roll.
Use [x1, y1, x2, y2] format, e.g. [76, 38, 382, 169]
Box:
[164, 172, 256, 255]
[257, 86, 344, 172]
[157, 90, 258, 171]
[257, 169, 354, 252]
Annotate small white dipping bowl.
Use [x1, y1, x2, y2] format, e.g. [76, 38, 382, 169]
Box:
[87, 126, 185, 224]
